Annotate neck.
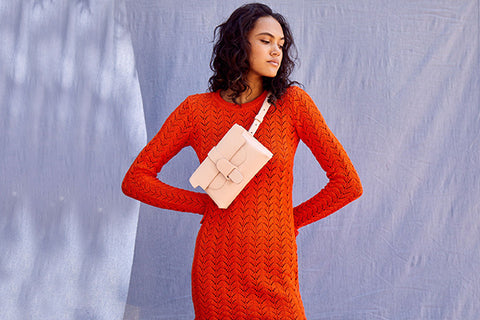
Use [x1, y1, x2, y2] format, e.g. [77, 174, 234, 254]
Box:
[221, 76, 264, 104]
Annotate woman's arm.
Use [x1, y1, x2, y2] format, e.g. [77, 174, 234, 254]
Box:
[121, 97, 210, 214]
[291, 88, 363, 230]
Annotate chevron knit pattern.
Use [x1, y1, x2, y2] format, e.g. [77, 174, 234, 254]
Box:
[122, 86, 363, 319]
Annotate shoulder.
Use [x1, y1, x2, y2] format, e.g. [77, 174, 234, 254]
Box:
[280, 86, 326, 127]
[280, 85, 317, 112]
[281, 86, 314, 105]
[182, 91, 217, 106]
[284, 85, 309, 97]
[172, 92, 217, 117]
[166, 92, 216, 123]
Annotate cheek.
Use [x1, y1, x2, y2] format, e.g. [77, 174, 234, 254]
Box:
[248, 47, 263, 65]
[250, 45, 262, 58]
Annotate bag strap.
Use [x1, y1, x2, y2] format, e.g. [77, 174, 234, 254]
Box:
[248, 93, 272, 136]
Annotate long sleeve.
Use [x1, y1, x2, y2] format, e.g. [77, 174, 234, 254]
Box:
[121, 97, 210, 214]
[291, 88, 363, 230]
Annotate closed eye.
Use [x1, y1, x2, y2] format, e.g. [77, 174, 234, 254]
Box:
[260, 39, 284, 50]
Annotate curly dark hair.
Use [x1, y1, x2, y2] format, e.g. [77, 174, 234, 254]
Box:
[208, 3, 298, 104]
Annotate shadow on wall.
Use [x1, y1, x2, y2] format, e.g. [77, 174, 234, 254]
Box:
[0, 1, 142, 319]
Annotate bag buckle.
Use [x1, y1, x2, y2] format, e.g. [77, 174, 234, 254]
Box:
[216, 158, 243, 183]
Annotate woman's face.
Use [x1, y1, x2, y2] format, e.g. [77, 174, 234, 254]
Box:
[246, 16, 284, 83]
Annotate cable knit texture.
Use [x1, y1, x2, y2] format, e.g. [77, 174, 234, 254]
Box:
[122, 86, 362, 319]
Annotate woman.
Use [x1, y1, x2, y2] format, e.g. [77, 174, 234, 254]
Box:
[122, 3, 362, 319]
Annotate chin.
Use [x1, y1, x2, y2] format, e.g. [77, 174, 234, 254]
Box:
[263, 71, 279, 78]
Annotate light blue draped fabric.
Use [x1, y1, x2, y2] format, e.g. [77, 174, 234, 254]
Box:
[0, 0, 143, 319]
[1, 0, 479, 319]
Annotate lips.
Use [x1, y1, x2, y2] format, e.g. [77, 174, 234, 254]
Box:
[268, 60, 280, 67]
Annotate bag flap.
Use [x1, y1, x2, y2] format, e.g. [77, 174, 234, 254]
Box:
[189, 124, 247, 189]
[189, 157, 218, 189]
[242, 130, 273, 158]
[215, 124, 247, 159]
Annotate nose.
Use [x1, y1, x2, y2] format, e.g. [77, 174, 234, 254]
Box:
[271, 45, 281, 56]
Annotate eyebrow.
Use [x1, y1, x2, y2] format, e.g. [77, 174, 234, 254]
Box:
[255, 32, 285, 41]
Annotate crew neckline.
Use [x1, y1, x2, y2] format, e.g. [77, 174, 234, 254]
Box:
[213, 90, 269, 109]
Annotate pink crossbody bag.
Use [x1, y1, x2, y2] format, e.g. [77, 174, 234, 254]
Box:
[189, 94, 273, 209]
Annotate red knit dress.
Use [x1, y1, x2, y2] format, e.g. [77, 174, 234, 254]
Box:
[122, 86, 363, 319]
